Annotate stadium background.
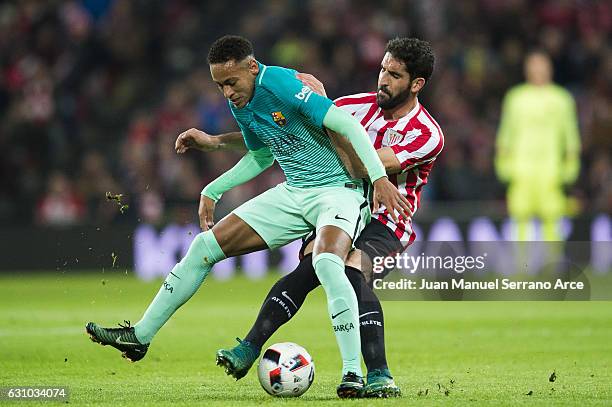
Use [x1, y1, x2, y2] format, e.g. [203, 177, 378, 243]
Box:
[1, 1, 611, 405]
[1, 0, 610, 272]
[1, 0, 610, 221]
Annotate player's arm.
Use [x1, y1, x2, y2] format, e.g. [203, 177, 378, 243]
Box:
[322, 106, 412, 220]
[377, 148, 405, 174]
[560, 92, 581, 184]
[197, 147, 274, 230]
[338, 147, 402, 179]
[495, 90, 516, 183]
[330, 130, 443, 179]
[176, 128, 246, 153]
[296, 73, 327, 97]
[296, 73, 402, 176]
[322, 106, 386, 182]
[327, 131, 401, 178]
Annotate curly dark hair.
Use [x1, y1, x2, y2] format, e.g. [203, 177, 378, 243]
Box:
[385, 37, 434, 82]
[207, 35, 254, 64]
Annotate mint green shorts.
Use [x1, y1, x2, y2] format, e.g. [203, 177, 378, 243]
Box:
[232, 182, 371, 249]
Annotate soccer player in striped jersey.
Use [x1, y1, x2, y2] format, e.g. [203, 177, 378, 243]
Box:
[191, 38, 443, 397]
[86, 35, 410, 398]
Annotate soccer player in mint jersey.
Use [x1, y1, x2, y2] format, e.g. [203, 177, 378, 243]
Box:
[86, 35, 410, 398]
[180, 38, 443, 398]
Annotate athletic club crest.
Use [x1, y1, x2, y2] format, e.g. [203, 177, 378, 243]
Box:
[383, 129, 405, 145]
[383, 128, 421, 146]
[271, 111, 287, 126]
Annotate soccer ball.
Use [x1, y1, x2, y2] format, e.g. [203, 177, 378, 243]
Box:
[257, 342, 315, 397]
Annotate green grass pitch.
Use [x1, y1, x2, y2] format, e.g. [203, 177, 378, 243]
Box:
[1, 271, 611, 406]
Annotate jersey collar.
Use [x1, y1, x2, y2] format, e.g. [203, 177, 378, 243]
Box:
[242, 62, 267, 109]
[255, 62, 267, 86]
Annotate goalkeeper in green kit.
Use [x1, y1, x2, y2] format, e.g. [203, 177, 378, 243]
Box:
[86, 35, 411, 398]
[495, 50, 581, 241]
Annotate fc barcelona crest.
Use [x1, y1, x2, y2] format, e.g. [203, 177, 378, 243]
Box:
[271, 111, 287, 126]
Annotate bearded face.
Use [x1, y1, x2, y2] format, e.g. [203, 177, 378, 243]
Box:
[376, 82, 412, 110]
[376, 52, 413, 110]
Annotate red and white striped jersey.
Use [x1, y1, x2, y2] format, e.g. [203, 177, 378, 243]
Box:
[335, 92, 444, 247]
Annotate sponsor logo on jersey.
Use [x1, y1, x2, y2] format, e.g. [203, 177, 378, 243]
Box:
[267, 133, 303, 157]
[294, 86, 313, 102]
[271, 111, 287, 126]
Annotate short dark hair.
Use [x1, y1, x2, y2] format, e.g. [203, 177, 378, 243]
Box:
[385, 37, 434, 82]
[207, 35, 254, 64]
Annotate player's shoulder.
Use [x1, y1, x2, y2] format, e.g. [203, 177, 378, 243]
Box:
[414, 103, 444, 137]
[257, 64, 324, 107]
[549, 84, 574, 101]
[334, 92, 377, 107]
[257, 64, 299, 91]
[502, 84, 533, 107]
[506, 83, 530, 97]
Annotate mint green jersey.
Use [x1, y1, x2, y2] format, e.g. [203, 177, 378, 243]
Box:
[230, 63, 356, 188]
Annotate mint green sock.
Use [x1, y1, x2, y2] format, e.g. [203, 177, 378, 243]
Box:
[313, 252, 362, 377]
[134, 231, 225, 343]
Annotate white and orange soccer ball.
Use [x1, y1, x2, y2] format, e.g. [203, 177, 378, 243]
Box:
[257, 342, 315, 397]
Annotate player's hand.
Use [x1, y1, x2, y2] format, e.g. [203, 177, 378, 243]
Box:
[198, 195, 216, 231]
[296, 72, 327, 97]
[176, 128, 218, 153]
[372, 177, 413, 222]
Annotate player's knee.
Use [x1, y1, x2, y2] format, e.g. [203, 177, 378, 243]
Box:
[313, 226, 352, 260]
[182, 230, 226, 270]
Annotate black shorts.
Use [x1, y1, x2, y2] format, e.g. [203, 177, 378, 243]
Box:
[299, 218, 403, 281]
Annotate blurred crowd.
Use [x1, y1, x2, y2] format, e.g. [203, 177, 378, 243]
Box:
[1, 0, 610, 227]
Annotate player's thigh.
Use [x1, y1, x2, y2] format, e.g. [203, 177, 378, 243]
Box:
[212, 214, 268, 257]
[303, 186, 370, 244]
[232, 183, 312, 250]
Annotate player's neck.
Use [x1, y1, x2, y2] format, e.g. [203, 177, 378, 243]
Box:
[382, 96, 418, 121]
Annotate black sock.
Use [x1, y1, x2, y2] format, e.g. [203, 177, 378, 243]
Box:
[345, 266, 388, 372]
[244, 254, 320, 350]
